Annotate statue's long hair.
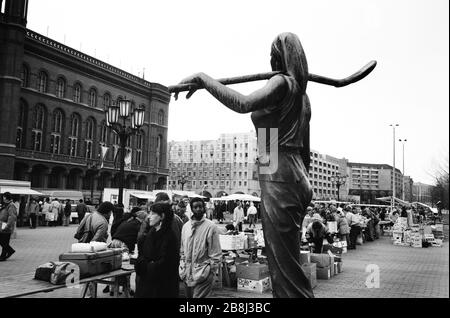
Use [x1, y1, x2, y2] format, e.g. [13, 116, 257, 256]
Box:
[271, 33, 311, 170]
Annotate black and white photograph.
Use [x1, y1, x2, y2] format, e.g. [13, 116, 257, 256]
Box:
[0, 0, 448, 303]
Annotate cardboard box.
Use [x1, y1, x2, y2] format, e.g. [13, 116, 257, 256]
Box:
[301, 263, 317, 289]
[337, 262, 343, 273]
[323, 244, 343, 255]
[237, 277, 271, 293]
[299, 251, 311, 265]
[333, 262, 338, 276]
[236, 263, 270, 280]
[316, 265, 331, 280]
[327, 221, 338, 233]
[310, 253, 334, 268]
[219, 235, 246, 250]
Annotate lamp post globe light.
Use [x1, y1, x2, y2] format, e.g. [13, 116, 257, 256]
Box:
[105, 99, 145, 206]
[331, 173, 347, 202]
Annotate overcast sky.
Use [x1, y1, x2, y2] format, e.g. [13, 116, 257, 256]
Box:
[27, 0, 449, 185]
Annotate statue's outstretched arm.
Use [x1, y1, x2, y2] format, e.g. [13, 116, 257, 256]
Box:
[178, 73, 287, 114]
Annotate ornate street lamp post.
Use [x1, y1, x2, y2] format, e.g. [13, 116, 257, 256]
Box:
[105, 99, 145, 206]
[331, 173, 347, 202]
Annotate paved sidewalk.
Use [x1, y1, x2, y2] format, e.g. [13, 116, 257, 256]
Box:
[1, 224, 448, 298]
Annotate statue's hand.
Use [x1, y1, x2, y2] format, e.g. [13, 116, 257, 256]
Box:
[175, 72, 206, 100]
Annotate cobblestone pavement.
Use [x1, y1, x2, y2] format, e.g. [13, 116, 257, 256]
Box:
[0, 222, 448, 298]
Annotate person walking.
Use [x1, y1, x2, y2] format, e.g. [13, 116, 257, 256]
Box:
[135, 202, 179, 298]
[346, 207, 362, 250]
[0, 192, 17, 261]
[63, 199, 71, 226]
[25, 198, 39, 229]
[49, 198, 61, 227]
[179, 197, 222, 298]
[233, 201, 245, 232]
[247, 202, 258, 229]
[76, 199, 88, 223]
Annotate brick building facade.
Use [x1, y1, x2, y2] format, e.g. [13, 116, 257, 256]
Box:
[0, 0, 170, 202]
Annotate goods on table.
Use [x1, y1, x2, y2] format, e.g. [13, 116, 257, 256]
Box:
[70, 242, 108, 253]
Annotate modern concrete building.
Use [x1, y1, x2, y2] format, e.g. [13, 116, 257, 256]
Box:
[168, 132, 260, 197]
[0, 0, 170, 202]
[346, 162, 403, 204]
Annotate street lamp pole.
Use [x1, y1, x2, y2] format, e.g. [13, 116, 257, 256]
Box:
[105, 99, 145, 206]
[331, 173, 347, 202]
[390, 124, 399, 210]
[399, 139, 407, 201]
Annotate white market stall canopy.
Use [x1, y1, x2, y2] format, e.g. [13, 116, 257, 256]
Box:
[412, 202, 438, 214]
[129, 191, 156, 201]
[0, 187, 43, 196]
[39, 190, 83, 201]
[375, 196, 411, 206]
[153, 190, 205, 199]
[214, 193, 261, 202]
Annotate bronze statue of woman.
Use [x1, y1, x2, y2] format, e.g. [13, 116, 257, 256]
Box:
[177, 32, 314, 297]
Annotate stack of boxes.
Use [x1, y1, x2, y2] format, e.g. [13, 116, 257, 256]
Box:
[392, 217, 409, 246]
[432, 223, 444, 243]
[299, 250, 317, 288]
[310, 253, 334, 280]
[410, 224, 422, 248]
[236, 262, 271, 293]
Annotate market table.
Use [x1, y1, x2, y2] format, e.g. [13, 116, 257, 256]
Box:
[0, 266, 135, 298]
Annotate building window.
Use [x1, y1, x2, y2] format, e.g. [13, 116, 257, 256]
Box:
[73, 83, 82, 103]
[21, 64, 29, 87]
[88, 88, 97, 107]
[56, 77, 66, 98]
[100, 121, 108, 145]
[16, 101, 27, 148]
[50, 110, 63, 154]
[69, 114, 80, 157]
[85, 118, 94, 159]
[31, 105, 45, 151]
[135, 132, 143, 165]
[156, 135, 163, 168]
[103, 93, 111, 108]
[37, 71, 48, 93]
[158, 110, 165, 125]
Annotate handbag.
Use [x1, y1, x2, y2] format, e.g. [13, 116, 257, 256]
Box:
[74, 214, 94, 243]
[35, 261, 78, 285]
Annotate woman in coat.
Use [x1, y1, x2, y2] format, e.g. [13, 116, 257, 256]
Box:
[176, 32, 313, 297]
[134, 202, 178, 298]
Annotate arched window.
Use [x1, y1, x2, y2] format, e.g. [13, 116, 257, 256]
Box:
[50, 109, 63, 154]
[156, 134, 163, 168]
[100, 121, 108, 145]
[56, 77, 66, 98]
[73, 83, 82, 103]
[158, 109, 165, 125]
[16, 100, 28, 148]
[31, 104, 45, 151]
[135, 131, 144, 166]
[38, 71, 48, 93]
[103, 93, 111, 108]
[85, 118, 95, 159]
[69, 114, 80, 157]
[21, 64, 29, 87]
[88, 88, 97, 107]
